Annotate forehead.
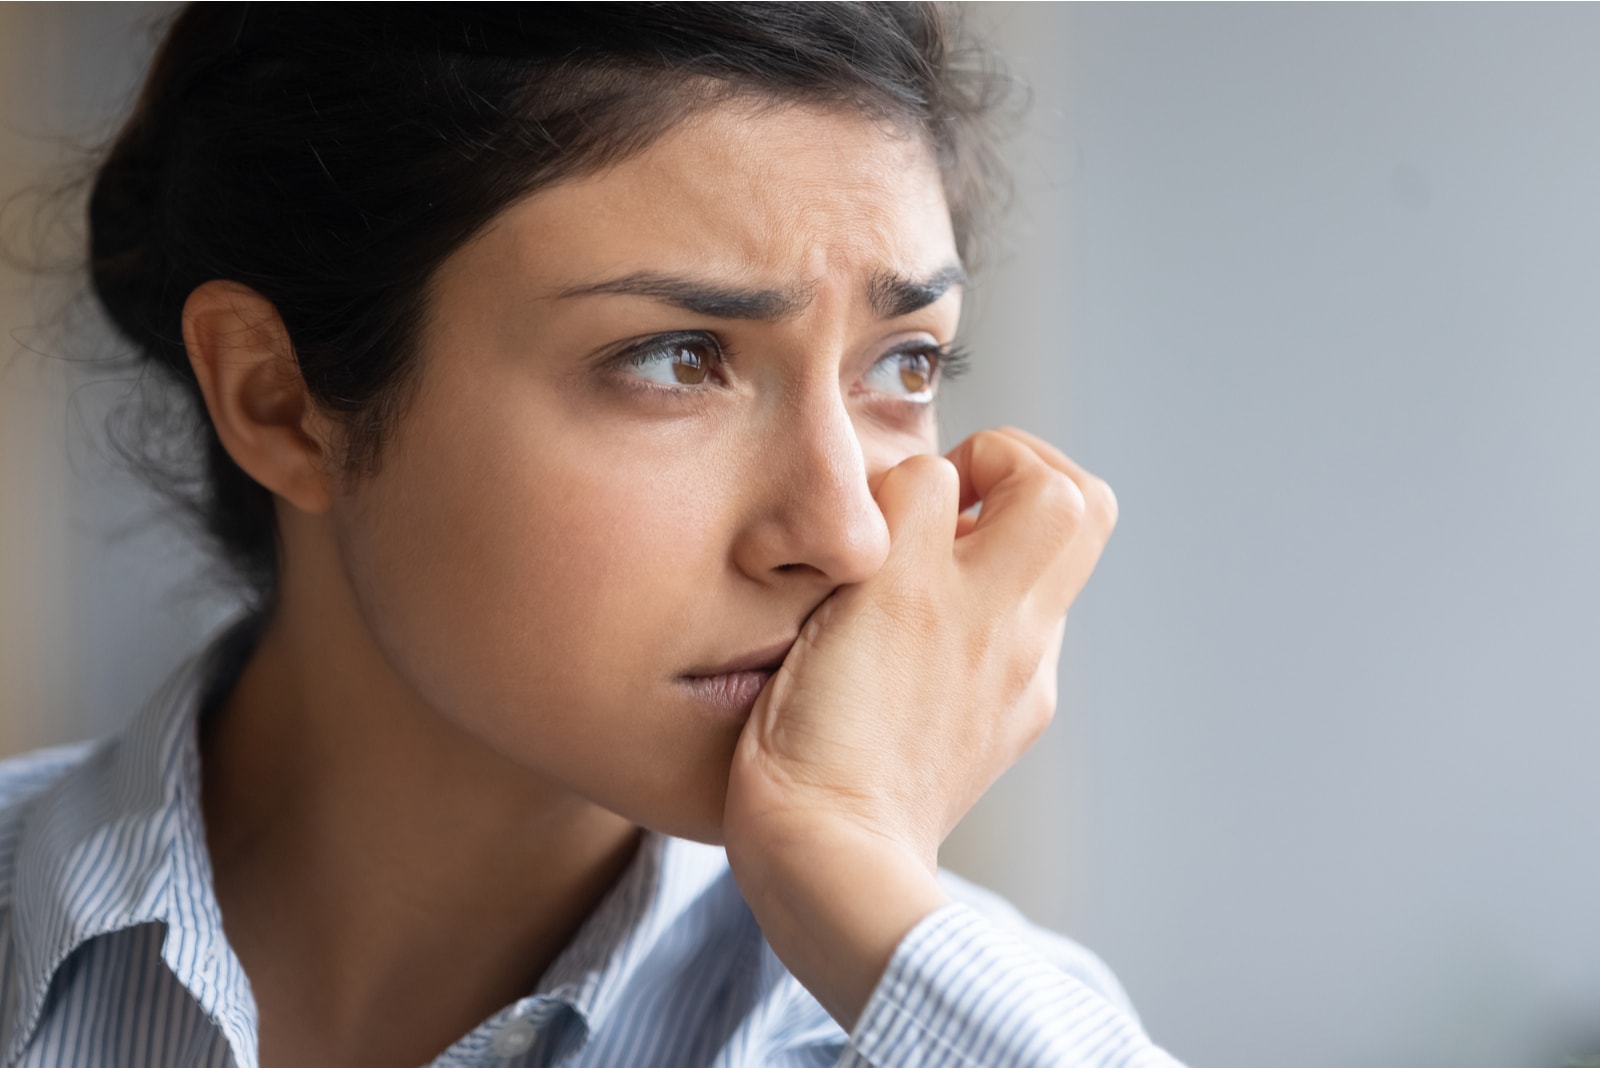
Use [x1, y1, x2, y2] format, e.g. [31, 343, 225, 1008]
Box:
[464, 100, 959, 294]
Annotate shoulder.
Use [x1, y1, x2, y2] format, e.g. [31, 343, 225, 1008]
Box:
[0, 741, 104, 828]
[0, 741, 106, 900]
[0, 742, 103, 801]
[934, 865, 1141, 1022]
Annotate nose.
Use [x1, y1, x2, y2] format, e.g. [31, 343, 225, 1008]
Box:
[731, 385, 893, 590]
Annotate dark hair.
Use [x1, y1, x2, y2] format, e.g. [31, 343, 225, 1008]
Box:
[87, 2, 1013, 605]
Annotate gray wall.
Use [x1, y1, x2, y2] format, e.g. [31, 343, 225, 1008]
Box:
[943, 5, 1600, 1068]
[0, 3, 231, 757]
[4, 6, 1598, 1068]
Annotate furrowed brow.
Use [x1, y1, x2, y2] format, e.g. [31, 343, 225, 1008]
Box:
[867, 264, 969, 319]
[557, 272, 813, 321]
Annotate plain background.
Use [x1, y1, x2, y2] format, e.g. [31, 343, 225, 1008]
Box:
[3, 6, 1598, 1067]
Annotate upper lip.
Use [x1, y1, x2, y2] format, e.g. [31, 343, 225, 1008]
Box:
[684, 638, 797, 677]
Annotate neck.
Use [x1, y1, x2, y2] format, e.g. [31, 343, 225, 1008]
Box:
[200, 527, 640, 1067]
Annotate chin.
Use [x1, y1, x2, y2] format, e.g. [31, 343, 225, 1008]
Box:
[621, 773, 730, 848]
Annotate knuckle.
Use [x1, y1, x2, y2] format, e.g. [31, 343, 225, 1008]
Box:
[995, 632, 1040, 705]
[1022, 691, 1055, 748]
[970, 428, 1013, 468]
[983, 426, 1031, 459]
[890, 453, 959, 512]
[921, 454, 961, 500]
[962, 622, 1002, 682]
[1036, 468, 1087, 530]
[1086, 475, 1119, 531]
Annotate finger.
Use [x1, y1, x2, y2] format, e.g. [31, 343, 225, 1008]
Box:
[989, 426, 1119, 538]
[870, 452, 960, 559]
[944, 429, 1064, 527]
[942, 429, 1085, 585]
[984, 428, 1120, 613]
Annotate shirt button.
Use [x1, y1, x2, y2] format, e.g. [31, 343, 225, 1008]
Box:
[491, 1017, 538, 1058]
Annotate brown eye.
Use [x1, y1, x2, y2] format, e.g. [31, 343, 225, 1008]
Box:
[863, 344, 941, 402]
[670, 342, 710, 385]
[898, 352, 932, 394]
[620, 333, 723, 389]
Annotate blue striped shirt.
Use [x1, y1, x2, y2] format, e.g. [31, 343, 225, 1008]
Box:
[0, 623, 1184, 1067]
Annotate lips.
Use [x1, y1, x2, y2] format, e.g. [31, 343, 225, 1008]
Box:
[682, 638, 796, 679]
[678, 670, 773, 718]
[678, 637, 795, 719]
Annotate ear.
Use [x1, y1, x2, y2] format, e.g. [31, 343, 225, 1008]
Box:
[181, 280, 338, 516]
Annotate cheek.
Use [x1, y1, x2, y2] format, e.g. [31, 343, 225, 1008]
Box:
[328, 377, 730, 798]
[339, 412, 707, 703]
[856, 418, 941, 480]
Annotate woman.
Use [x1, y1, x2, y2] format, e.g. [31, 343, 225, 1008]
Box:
[0, 5, 1183, 1066]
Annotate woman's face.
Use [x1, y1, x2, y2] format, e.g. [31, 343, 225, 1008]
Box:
[329, 100, 964, 842]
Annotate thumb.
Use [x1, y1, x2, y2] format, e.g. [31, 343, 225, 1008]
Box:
[871, 453, 960, 558]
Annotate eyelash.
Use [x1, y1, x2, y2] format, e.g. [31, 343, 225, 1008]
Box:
[612, 331, 972, 402]
[615, 332, 725, 384]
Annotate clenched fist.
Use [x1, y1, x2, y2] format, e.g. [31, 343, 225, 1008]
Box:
[722, 426, 1119, 1029]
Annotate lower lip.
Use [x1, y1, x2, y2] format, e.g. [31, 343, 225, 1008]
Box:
[678, 670, 774, 718]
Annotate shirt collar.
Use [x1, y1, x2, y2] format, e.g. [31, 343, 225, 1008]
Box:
[431, 831, 734, 1065]
[8, 613, 265, 1068]
[533, 829, 732, 1041]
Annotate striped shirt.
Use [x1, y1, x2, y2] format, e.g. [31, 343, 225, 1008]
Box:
[0, 620, 1184, 1067]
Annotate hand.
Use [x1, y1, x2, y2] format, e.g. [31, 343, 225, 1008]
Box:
[722, 426, 1119, 1029]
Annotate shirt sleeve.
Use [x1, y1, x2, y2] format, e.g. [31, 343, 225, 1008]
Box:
[835, 903, 1187, 1068]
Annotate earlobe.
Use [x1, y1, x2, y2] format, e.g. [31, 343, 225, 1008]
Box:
[181, 280, 337, 516]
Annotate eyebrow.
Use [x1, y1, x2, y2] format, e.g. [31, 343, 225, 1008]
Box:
[555, 262, 967, 322]
[867, 263, 969, 319]
[557, 272, 812, 320]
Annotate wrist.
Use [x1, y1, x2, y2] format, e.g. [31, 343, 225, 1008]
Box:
[726, 819, 950, 1030]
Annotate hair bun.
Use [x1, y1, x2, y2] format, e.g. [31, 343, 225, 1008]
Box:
[88, 108, 172, 363]
[87, 5, 251, 378]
